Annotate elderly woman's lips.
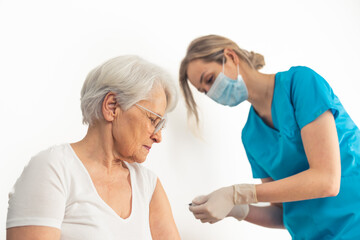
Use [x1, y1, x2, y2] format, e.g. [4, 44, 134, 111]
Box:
[143, 145, 151, 151]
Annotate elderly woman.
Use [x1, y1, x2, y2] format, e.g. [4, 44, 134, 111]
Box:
[6, 55, 180, 239]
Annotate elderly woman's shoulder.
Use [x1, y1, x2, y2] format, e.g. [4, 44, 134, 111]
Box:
[25, 144, 72, 172]
[127, 162, 156, 176]
[127, 163, 158, 197]
[126, 163, 158, 185]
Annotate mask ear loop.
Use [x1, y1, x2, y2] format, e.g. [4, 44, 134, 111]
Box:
[223, 55, 240, 80]
[222, 56, 225, 73]
[237, 64, 240, 78]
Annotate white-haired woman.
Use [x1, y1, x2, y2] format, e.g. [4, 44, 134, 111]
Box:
[7, 55, 181, 240]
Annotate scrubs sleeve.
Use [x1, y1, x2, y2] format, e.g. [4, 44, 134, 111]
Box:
[244, 147, 269, 179]
[291, 67, 339, 130]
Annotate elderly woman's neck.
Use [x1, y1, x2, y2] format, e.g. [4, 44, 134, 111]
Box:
[72, 123, 128, 173]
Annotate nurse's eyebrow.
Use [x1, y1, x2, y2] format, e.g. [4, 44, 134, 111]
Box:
[197, 73, 206, 92]
[197, 72, 206, 92]
[199, 72, 205, 84]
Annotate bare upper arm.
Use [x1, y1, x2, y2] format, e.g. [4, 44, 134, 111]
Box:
[149, 178, 180, 240]
[7, 226, 60, 240]
[300, 110, 341, 192]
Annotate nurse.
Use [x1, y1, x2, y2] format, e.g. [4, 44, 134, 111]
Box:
[180, 35, 360, 239]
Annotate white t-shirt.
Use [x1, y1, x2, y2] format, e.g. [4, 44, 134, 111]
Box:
[7, 144, 158, 240]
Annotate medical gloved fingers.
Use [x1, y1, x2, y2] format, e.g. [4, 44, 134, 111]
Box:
[199, 216, 221, 224]
[227, 204, 250, 221]
[193, 213, 207, 220]
[200, 218, 212, 223]
[209, 219, 221, 224]
[192, 195, 208, 205]
[190, 186, 236, 224]
[189, 203, 208, 214]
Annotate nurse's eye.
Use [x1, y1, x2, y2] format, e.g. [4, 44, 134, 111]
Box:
[206, 76, 213, 85]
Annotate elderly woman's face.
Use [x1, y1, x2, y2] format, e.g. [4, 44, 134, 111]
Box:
[113, 87, 167, 163]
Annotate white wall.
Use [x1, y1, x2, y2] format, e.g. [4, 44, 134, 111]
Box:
[1, 0, 359, 239]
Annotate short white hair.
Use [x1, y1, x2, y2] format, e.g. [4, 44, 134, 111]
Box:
[80, 55, 178, 125]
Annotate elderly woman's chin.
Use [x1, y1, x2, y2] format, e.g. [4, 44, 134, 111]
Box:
[134, 153, 148, 164]
[123, 148, 150, 164]
[136, 157, 148, 164]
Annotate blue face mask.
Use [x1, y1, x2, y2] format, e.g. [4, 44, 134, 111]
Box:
[206, 60, 248, 107]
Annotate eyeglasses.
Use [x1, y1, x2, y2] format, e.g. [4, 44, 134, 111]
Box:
[135, 104, 166, 134]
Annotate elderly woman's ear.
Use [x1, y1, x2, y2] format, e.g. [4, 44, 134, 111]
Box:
[102, 92, 119, 122]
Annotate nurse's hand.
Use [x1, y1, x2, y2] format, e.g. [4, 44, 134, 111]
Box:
[189, 186, 234, 224]
[227, 204, 250, 221]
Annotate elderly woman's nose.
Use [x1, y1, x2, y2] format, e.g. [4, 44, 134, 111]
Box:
[151, 131, 162, 143]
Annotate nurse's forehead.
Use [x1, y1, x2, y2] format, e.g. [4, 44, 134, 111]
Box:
[187, 60, 215, 84]
[186, 60, 204, 86]
[188, 59, 222, 74]
[187, 60, 206, 75]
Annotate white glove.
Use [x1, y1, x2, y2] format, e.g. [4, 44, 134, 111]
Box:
[233, 184, 258, 205]
[227, 204, 250, 221]
[189, 186, 234, 224]
[189, 184, 257, 224]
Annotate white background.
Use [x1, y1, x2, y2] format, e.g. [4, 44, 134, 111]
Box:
[1, 0, 360, 239]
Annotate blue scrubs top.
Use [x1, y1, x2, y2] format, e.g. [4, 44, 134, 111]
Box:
[242, 66, 360, 239]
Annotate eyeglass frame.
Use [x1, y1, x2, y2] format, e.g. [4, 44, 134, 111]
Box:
[135, 104, 166, 134]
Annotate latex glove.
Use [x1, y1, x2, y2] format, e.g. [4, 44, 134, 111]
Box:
[189, 184, 257, 224]
[233, 184, 258, 204]
[227, 204, 250, 221]
[189, 186, 234, 224]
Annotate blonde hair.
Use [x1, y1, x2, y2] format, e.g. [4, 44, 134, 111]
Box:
[179, 35, 265, 125]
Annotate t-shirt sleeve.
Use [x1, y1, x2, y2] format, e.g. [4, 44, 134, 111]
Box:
[291, 66, 339, 129]
[136, 164, 158, 204]
[144, 168, 158, 204]
[7, 148, 67, 229]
